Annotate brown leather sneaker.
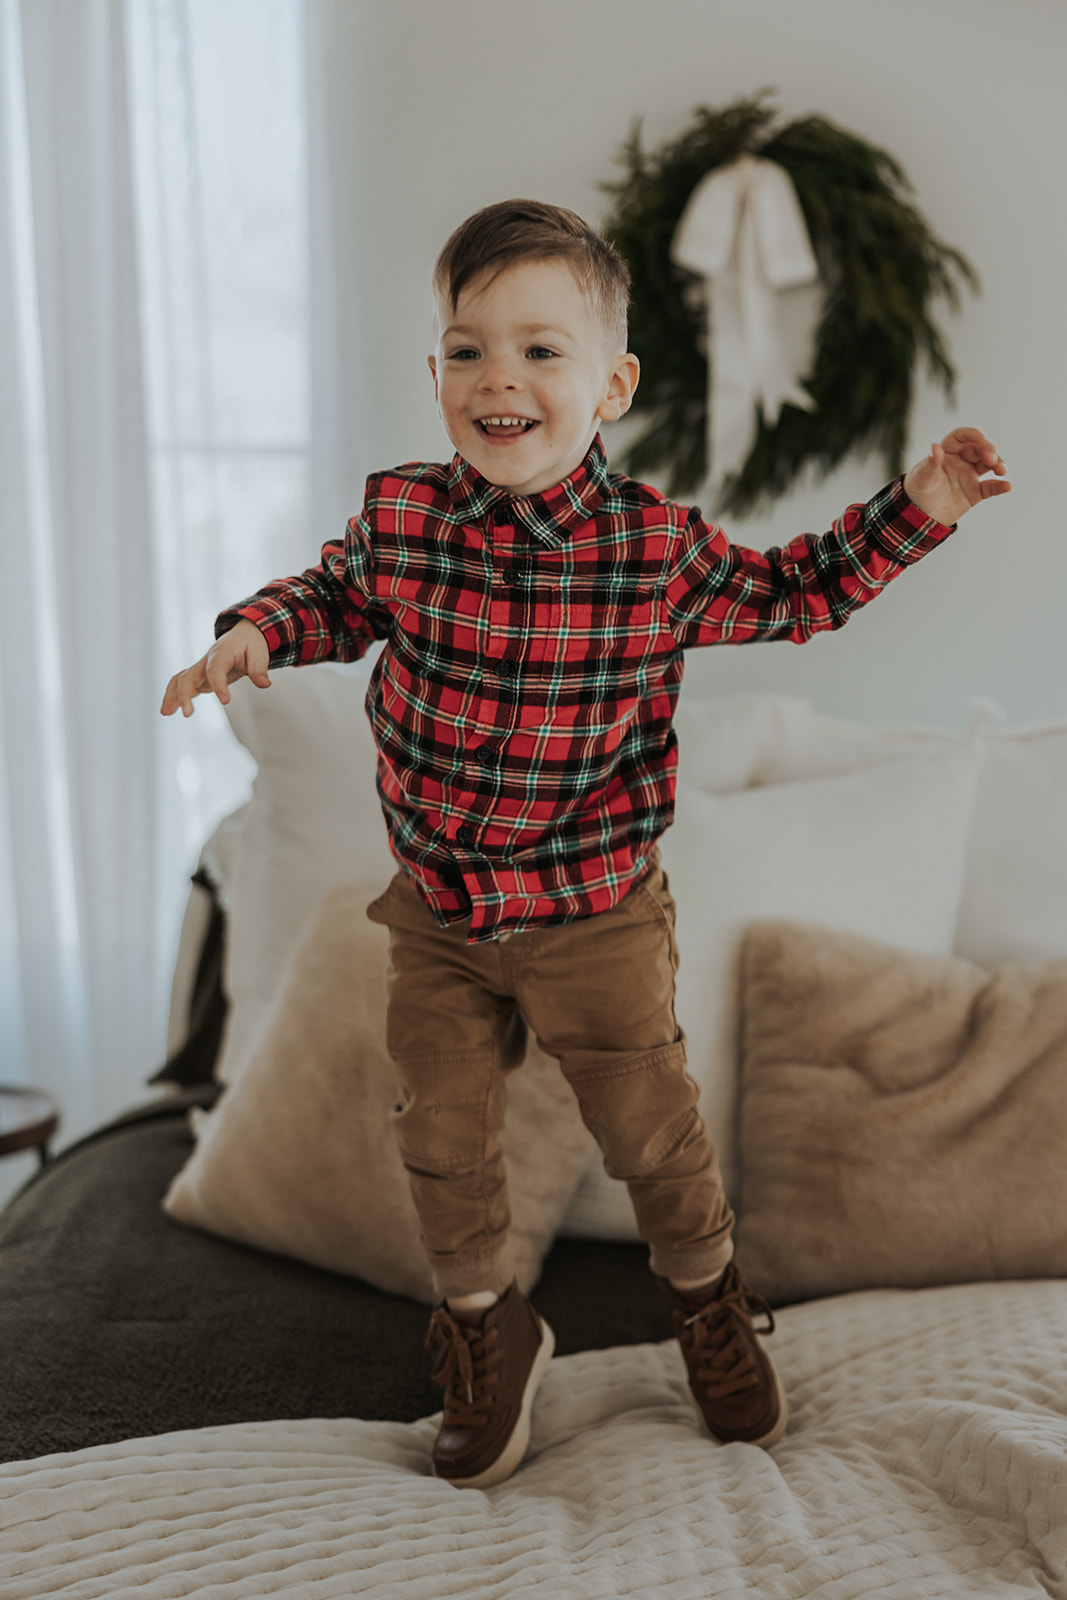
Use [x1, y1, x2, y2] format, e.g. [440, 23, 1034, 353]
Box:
[660, 1261, 788, 1448]
[425, 1280, 555, 1489]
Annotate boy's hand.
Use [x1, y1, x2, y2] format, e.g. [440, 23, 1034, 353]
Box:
[903, 427, 1011, 526]
[160, 619, 271, 718]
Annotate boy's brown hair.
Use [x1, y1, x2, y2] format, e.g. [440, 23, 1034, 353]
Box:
[433, 199, 631, 351]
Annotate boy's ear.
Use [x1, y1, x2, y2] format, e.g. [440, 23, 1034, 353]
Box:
[427, 354, 438, 403]
[597, 353, 640, 422]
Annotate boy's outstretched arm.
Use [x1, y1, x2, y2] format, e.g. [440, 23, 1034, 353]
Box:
[666, 424, 1013, 651]
[160, 618, 271, 718]
[903, 428, 1011, 525]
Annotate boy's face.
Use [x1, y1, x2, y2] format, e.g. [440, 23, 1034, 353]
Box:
[428, 258, 639, 497]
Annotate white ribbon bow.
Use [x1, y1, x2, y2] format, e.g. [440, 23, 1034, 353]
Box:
[671, 154, 821, 497]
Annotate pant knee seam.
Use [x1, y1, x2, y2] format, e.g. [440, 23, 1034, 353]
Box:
[565, 1039, 686, 1087]
[401, 1150, 490, 1176]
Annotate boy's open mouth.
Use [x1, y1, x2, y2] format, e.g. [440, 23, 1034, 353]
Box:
[477, 416, 539, 438]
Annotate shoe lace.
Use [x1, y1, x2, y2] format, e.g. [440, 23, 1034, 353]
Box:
[682, 1273, 776, 1402]
[426, 1307, 503, 1429]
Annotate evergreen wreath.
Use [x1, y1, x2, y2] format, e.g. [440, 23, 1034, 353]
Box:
[601, 91, 979, 517]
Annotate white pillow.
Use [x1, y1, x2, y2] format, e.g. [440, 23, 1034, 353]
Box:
[954, 722, 1067, 968]
[746, 703, 968, 784]
[722, 701, 1067, 970]
[671, 692, 813, 791]
[559, 745, 983, 1241]
[202, 661, 394, 1081]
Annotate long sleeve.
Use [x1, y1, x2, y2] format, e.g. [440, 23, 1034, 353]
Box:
[214, 502, 392, 665]
[664, 476, 956, 649]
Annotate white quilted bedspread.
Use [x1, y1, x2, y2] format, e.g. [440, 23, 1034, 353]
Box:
[4, 1280, 1067, 1599]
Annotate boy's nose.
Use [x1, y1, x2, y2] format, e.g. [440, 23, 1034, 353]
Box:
[478, 360, 521, 392]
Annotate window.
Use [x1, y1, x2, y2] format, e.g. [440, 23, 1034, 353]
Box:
[127, 0, 311, 858]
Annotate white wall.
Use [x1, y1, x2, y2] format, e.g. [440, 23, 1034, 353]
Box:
[334, 0, 1065, 727]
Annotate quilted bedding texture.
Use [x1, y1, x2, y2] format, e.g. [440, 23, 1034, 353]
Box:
[4, 1279, 1066, 1599]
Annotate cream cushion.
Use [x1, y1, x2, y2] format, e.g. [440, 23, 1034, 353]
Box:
[734, 920, 1067, 1304]
[202, 662, 392, 1082]
[164, 885, 595, 1303]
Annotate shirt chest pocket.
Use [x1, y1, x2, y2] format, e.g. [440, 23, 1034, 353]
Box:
[549, 579, 663, 678]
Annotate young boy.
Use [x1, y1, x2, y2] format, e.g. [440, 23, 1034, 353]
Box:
[162, 199, 1011, 1491]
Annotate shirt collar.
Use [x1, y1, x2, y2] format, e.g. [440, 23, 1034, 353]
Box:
[446, 435, 610, 547]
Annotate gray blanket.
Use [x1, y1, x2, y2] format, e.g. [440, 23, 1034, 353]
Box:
[0, 1088, 665, 1462]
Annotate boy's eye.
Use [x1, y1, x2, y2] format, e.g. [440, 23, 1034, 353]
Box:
[448, 348, 480, 361]
[526, 346, 557, 360]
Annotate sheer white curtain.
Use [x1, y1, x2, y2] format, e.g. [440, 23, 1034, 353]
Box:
[1, 0, 157, 1145]
[1, 0, 317, 1165]
[304, 0, 373, 540]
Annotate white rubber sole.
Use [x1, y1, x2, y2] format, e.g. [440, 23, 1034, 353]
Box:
[438, 1317, 556, 1491]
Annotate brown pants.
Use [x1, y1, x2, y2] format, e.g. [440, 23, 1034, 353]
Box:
[365, 852, 734, 1298]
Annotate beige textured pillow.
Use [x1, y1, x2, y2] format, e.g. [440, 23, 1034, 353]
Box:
[735, 921, 1067, 1305]
[164, 885, 595, 1303]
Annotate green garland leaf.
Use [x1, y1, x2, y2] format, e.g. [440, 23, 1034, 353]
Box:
[600, 91, 979, 517]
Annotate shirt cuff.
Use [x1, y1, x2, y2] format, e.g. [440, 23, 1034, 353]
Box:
[863, 475, 957, 565]
[215, 600, 300, 666]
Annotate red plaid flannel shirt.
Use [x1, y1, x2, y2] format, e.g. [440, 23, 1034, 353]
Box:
[217, 436, 955, 943]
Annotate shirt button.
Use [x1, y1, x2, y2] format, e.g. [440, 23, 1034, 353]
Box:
[496, 659, 516, 679]
[493, 506, 510, 525]
[457, 824, 476, 846]
[475, 743, 496, 764]
[502, 565, 521, 586]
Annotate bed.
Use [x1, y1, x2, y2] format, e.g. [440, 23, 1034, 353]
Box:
[3, 669, 1067, 1598]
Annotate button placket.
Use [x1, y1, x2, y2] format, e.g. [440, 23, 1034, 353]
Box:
[487, 506, 516, 666]
[486, 504, 531, 706]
